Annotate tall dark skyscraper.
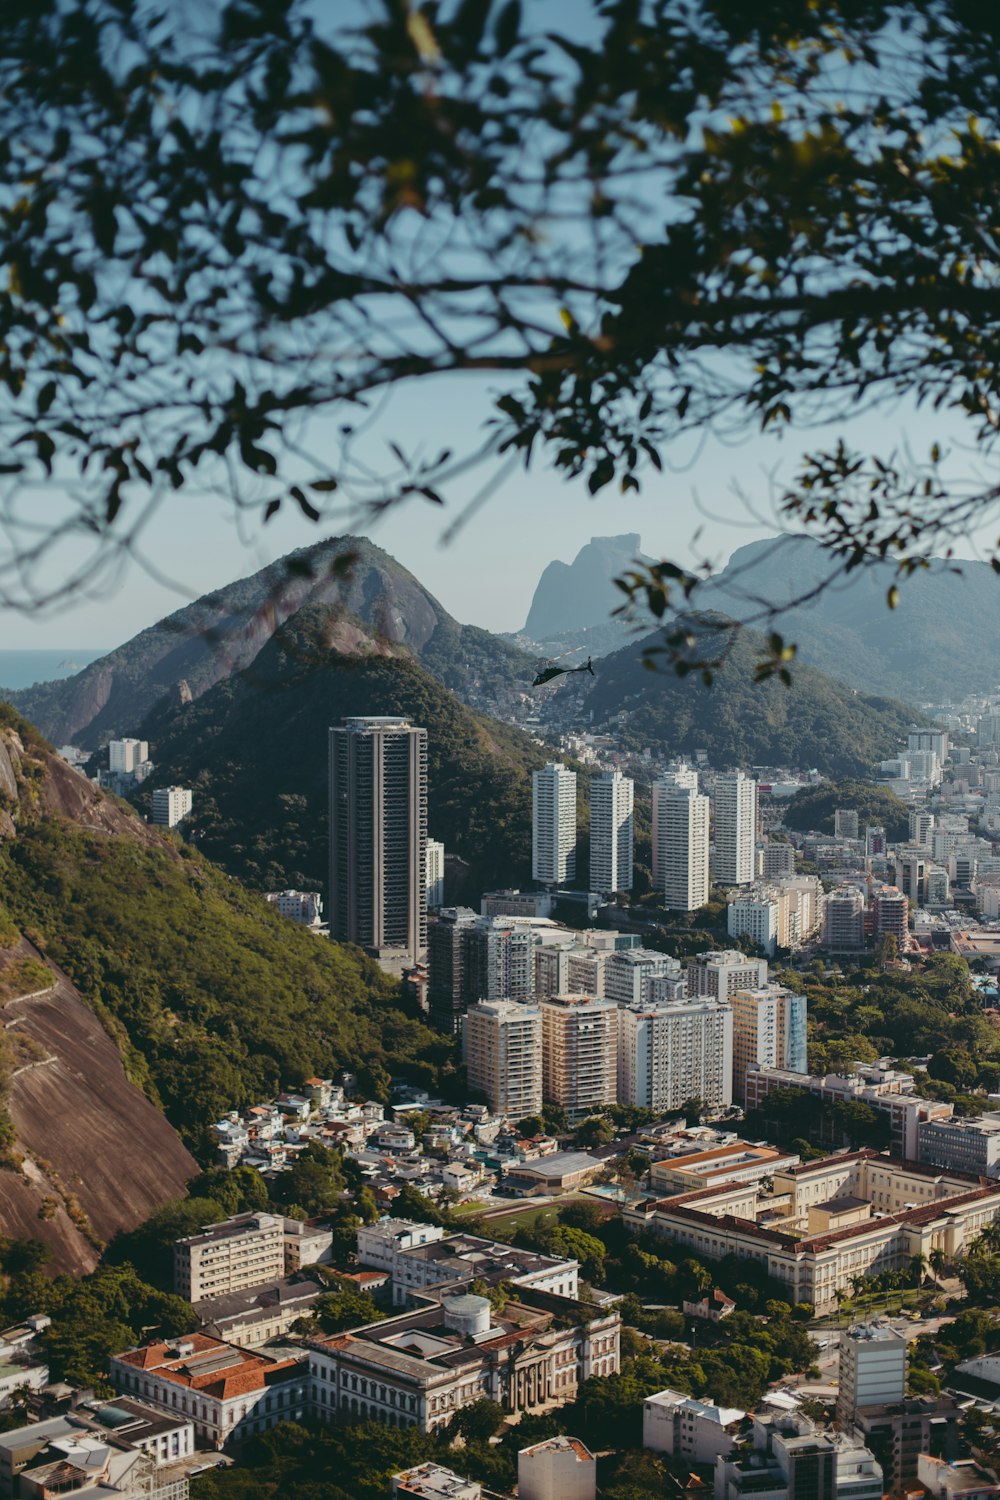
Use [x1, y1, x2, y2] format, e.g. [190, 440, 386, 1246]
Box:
[328, 716, 428, 971]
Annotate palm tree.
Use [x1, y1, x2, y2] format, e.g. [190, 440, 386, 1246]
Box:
[910, 1254, 927, 1289]
[929, 1249, 948, 1285]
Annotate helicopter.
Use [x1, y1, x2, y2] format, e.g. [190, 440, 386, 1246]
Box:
[531, 654, 596, 687]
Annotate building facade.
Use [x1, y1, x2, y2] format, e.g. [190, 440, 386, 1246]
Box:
[463, 1000, 543, 1119]
[589, 772, 634, 895]
[714, 772, 758, 886]
[173, 1213, 286, 1302]
[617, 999, 733, 1113]
[540, 995, 618, 1123]
[532, 763, 577, 886]
[654, 782, 710, 913]
[328, 717, 428, 968]
[731, 987, 807, 1102]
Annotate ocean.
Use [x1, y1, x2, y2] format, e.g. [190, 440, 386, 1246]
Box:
[0, 649, 105, 692]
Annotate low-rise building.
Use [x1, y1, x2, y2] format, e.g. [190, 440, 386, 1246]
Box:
[393, 1463, 481, 1499]
[0, 1402, 194, 1498]
[918, 1114, 1000, 1179]
[306, 1289, 620, 1434]
[644, 1389, 745, 1463]
[745, 1063, 953, 1159]
[109, 1335, 307, 1449]
[650, 1142, 798, 1196]
[501, 1151, 607, 1198]
[193, 1273, 327, 1348]
[380, 1229, 578, 1307]
[357, 1220, 447, 1274]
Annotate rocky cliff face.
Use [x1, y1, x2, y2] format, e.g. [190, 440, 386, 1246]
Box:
[0, 718, 195, 1271]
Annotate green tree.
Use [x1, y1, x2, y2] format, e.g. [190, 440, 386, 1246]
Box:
[450, 1399, 506, 1444]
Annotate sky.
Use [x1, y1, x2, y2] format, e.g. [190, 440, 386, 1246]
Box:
[4, 369, 979, 651]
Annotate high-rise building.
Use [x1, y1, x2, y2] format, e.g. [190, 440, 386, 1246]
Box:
[834, 808, 859, 840]
[908, 727, 949, 761]
[429, 910, 538, 1033]
[426, 838, 445, 907]
[151, 786, 193, 827]
[328, 716, 428, 970]
[894, 850, 928, 905]
[865, 825, 887, 857]
[823, 887, 866, 952]
[727, 891, 779, 955]
[589, 772, 634, 894]
[714, 772, 758, 886]
[651, 763, 698, 889]
[728, 877, 824, 955]
[687, 951, 768, 1000]
[463, 1000, 543, 1119]
[731, 986, 807, 1102]
[109, 738, 149, 774]
[837, 1324, 906, 1428]
[909, 810, 935, 849]
[874, 886, 909, 945]
[540, 995, 618, 1122]
[617, 998, 733, 1112]
[532, 763, 577, 886]
[654, 782, 710, 912]
[427, 907, 479, 1033]
[926, 867, 950, 906]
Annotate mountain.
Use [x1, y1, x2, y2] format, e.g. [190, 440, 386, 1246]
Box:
[5, 536, 533, 749]
[523, 533, 654, 639]
[574, 618, 920, 776]
[697, 535, 1000, 701]
[0, 714, 196, 1273]
[0, 703, 450, 1223]
[131, 604, 556, 897]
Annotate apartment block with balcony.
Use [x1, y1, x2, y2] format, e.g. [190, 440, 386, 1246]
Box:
[173, 1212, 286, 1302]
[540, 995, 618, 1124]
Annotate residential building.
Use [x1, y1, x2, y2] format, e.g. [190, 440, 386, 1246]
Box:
[644, 1389, 744, 1464]
[926, 867, 951, 906]
[866, 825, 887, 857]
[731, 987, 807, 1102]
[728, 878, 824, 956]
[589, 771, 634, 895]
[306, 1289, 620, 1433]
[688, 951, 768, 1001]
[151, 786, 192, 827]
[426, 840, 445, 908]
[654, 780, 710, 912]
[264, 890, 322, 926]
[603, 949, 682, 1006]
[835, 809, 860, 840]
[110, 1335, 306, 1448]
[393, 1464, 480, 1500]
[463, 1000, 543, 1119]
[540, 995, 618, 1122]
[837, 1323, 906, 1426]
[480, 890, 555, 919]
[854, 1398, 960, 1497]
[518, 1436, 596, 1500]
[714, 772, 758, 886]
[894, 851, 928, 905]
[917, 1456, 1000, 1500]
[910, 810, 936, 849]
[726, 891, 778, 954]
[532, 763, 577, 886]
[173, 1212, 286, 1302]
[760, 842, 795, 879]
[617, 999, 733, 1113]
[908, 728, 949, 760]
[328, 716, 427, 970]
[918, 1114, 1000, 1178]
[874, 886, 909, 945]
[824, 887, 866, 952]
[715, 1413, 883, 1500]
[109, 738, 149, 774]
[427, 907, 479, 1034]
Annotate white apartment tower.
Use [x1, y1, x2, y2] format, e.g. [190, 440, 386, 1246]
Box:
[687, 950, 769, 1000]
[713, 771, 758, 886]
[653, 775, 710, 912]
[329, 716, 428, 968]
[589, 771, 634, 895]
[541, 995, 618, 1123]
[426, 838, 445, 907]
[463, 1000, 543, 1119]
[618, 999, 733, 1112]
[109, 738, 149, 774]
[532, 763, 577, 886]
[151, 786, 193, 827]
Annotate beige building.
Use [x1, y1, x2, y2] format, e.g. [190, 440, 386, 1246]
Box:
[519, 1436, 596, 1500]
[731, 987, 807, 1102]
[462, 1000, 542, 1119]
[650, 1141, 798, 1195]
[307, 1290, 620, 1434]
[625, 1151, 1000, 1316]
[173, 1212, 285, 1302]
[540, 995, 617, 1123]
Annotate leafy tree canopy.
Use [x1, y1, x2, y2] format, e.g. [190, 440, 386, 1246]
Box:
[3, 1, 1000, 676]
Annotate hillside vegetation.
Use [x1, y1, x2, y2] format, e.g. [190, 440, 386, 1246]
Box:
[781, 780, 912, 840]
[580, 620, 919, 777]
[0, 706, 452, 1160]
[133, 605, 553, 895]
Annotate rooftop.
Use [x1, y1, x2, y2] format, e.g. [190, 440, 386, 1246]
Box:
[113, 1335, 301, 1400]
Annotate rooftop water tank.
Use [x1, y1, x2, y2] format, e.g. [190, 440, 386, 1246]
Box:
[443, 1293, 491, 1338]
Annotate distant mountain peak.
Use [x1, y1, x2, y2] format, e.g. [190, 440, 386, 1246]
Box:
[523, 533, 654, 638]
